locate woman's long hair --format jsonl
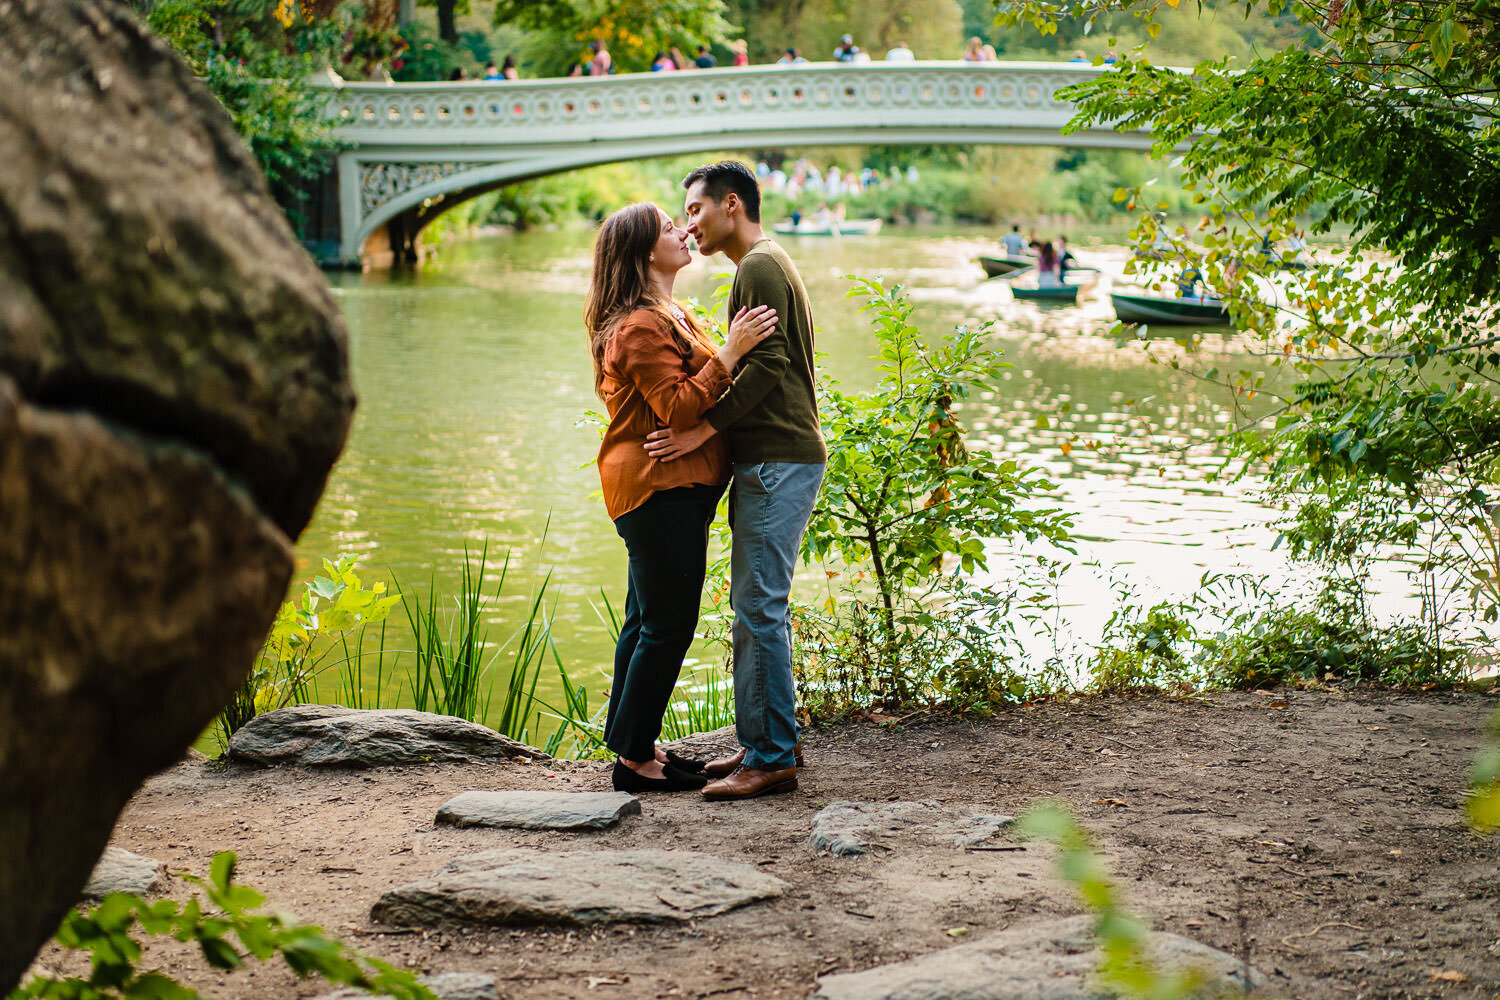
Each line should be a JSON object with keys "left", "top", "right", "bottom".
{"left": 585, "top": 202, "right": 703, "bottom": 401}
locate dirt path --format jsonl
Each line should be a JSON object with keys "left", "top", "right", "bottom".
{"left": 30, "top": 688, "right": 1500, "bottom": 999}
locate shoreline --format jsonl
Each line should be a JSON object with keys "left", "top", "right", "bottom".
{"left": 30, "top": 688, "right": 1500, "bottom": 998}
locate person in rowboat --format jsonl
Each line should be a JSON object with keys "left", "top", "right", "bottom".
{"left": 1036, "top": 241, "right": 1062, "bottom": 287}
{"left": 1057, "top": 236, "right": 1079, "bottom": 281}
{"left": 1000, "top": 224, "right": 1028, "bottom": 258}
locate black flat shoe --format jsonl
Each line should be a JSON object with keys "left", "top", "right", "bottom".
{"left": 662, "top": 749, "right": 706, "bottom": 773}
{"left": 611, "top": 760, "right": 709, "bottom": 793}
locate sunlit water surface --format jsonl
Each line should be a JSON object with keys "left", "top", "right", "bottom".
{"left": 303, "top": 225, "right": 1425, "bottom": 723}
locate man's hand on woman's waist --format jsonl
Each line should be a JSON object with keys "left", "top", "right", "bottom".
{"left": 645, "top": 422, "right": 715, "bottom": 462}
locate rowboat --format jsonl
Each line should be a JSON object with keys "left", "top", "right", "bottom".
{"left": 1110, "top": 290, "right": 1230, "bottom": 325}
{"left": 772, "top": 218, "right": 882, "bottom": 236}
{"left": 978, "top": 254, "right": 1032, "bottom": 277}
{"left": 1011, "top": 283, "right": 1080, "bottom": 303}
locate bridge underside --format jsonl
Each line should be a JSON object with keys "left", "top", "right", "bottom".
{"left": 340, "top": 126, "right": 1153, "bottom": 266}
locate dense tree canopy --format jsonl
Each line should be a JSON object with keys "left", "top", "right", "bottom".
{"left": 128, "top": 0, "right": 389, "bottom": 193}
{"left": 491, "top": 0, "right": 737, "bottom": 75}
{"left": 721, "top": 0, "right": 963, "bottom": 63}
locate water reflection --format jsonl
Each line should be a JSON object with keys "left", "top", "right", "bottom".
{"left": 307, "top": 225, "right": 1415, "bottom": 714}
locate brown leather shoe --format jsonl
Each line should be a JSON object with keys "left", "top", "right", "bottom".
{"left": 702, "top": 743, "right": 805, "bottom": 779}
{"left": 701, "top": 765, "right": 798, "bottom": 800}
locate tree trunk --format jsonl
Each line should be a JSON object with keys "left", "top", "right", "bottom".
{"left": 866, "top": 523, "right": 902, "bottom": 706}
{"left": 437, "top": 0, "right": 457, "bottom": 44}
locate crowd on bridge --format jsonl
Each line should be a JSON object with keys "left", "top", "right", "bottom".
{"left": 360, "top": 31, "right": 1100, "bottom": 84}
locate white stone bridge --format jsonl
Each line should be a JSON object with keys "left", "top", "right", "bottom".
{"left": 318, "top": 61, "right": 1139, "bottom": 265}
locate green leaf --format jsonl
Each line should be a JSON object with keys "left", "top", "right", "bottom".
{"left": 208, "top": 852, "right": 236, "bottom": 894}
{"left": 1428, "top": 18, "right": 1459, "bottom": 70}
{"left": 197, "top": 935, "right": 243, "bottom": 970}
{"left": 1470, "top": 783, "right": 1500, "bottom": 832}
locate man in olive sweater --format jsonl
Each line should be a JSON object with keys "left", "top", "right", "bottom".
{"left": 645, "top": 160, "right": 825, "bottom": 801}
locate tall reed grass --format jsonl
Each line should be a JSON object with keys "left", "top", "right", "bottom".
{"left": 392, "top": 540, "right": 567, "bottom": 747}
{"left": 536, "top": 589, "right": 736, "bottom": 757}
{"left": 220, "top": 545, "right": 737, "bottom": 759}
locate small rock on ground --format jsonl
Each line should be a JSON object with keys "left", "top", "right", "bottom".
{"left": 82, "top": 847, "right": 164, "bottom": 898}
{"left": 812, "top": 915, "right": 1266, "bottom": 1000}
{"left": 436, "top": 790, "right": 640, "bottom": 830}
{"left": 371, "top": 849, "right": 785, "bottom": 928}
{"left": 808, "top": 800, "right": 1014, "bottom": 855}
{"left": 226, "top": 706, "right": 550, "bottom": 768}
{"left": 312, "top": 972, "right": 497, "bottom": 1000}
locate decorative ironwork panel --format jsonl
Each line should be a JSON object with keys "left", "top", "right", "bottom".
{"left": 359, "top": 161, "right": 465, "bottom": 215}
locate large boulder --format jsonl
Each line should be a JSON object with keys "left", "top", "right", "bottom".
{"left": 372, "top": 850, "right": 787, "bottom": 928}
{"left": 226, "top": 706, "right": 552, "bottom": 768}
{"left": 81, "top": 847, "right": 166, "bottom": 899}
{"left": 436, "top": 790, "right": 639, "bottom": 830}
{"left": 0, "top": 0, "right": 353, "bottom": 989}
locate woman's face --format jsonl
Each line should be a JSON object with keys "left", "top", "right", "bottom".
{"left": 650, "top": 209, "right": 691, "bottom": 274}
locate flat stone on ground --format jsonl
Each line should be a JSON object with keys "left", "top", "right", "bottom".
{"left": 371, "top": 849, "right": 785, "bottom": 928}
{"left": 436, "top": 790, "right": 640, "bottom": 830}
{"left": 812, "top": 915, "right": 1266, "bottom": 1000}
{"left": 81, "top": 847, "right": 164, "bottom": 898}
{"left": 809, "top": 800, "right": 1015, "bottom": 855}
{"left": 226, "top": 706, "right": 550, "bottom": 768}
{"left": 313, "top": 972, "right": 496, "bottom": 1000}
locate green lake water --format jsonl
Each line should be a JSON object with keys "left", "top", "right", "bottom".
{"left": 295, "top": 224, "right": 1410, "bottom": 734}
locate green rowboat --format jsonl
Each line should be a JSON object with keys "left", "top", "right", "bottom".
{"left": 1012, "top": 284, "right": 1080, "bottom": 303}
{"left": 1110, "top": 291, "right": 1230, "bottom": 325}
{"left": 978, "top": 254, "right": 1033, "bottom": 277}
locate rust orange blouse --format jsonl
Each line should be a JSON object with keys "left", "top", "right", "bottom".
{"left": 597, "top": 307, "right": 731, "bottom": 520}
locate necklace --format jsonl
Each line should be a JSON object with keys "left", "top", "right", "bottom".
{"left": 668, "top": 302, "right": 688, "bottom": 324}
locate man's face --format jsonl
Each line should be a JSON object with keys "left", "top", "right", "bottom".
{"left": 684, "top": 180, "right": 733, "bottom": 256}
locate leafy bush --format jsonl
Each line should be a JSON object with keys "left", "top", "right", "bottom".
{"left": 217, "top": 556, "right": 399, "bottom": 750}
{"left": 795, "top": 278, "right": 1073, "bottom": 713}
{"left": 1091, "top": 599, "right": 1201, "bottom": 696}
{"left": 144, "top": 0, "right": 347, "bottom": 194}
{"left": 1203, "top": 607, "right": 1447, "bottom": 690}
{"left": 11, "top": 853, "right": 433, "bottom": 1000}
{"left": 1087, "top": 572, "right": 1463, "bottom": 695}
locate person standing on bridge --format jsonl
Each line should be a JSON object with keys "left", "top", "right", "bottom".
{"left": 590, "top": 39, "right": 613, "bottom": 77}
{"left": 645, "top": 161, "right": 827, "bottom": 802}
{"left": 885, "top": 40, "right": 915, "bottom": 62}
{"left": 586, "top": 202, "right": 779, "bottom": 793}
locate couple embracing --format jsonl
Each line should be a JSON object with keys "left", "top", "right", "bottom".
{"left": 584, "top": 161, "right": 825, "bottom": 802}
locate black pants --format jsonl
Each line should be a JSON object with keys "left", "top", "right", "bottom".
{"left": 604, "top": 483, "right": 725, "bottom": 761}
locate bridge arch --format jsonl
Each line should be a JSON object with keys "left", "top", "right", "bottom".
{"left": 321, "top": 61, "right": 1143, "bottom": 265}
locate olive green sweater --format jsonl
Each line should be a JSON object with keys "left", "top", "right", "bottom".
{"left": 705, "top": 237, "right": 827, "bottom": 464}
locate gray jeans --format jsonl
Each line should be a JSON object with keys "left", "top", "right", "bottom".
{"left": 728, "top": 460, "right": 825, "bottom": 770}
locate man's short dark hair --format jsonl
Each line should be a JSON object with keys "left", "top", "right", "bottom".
{"left": 682, "top": 160, "right": 761, "bottom": 223}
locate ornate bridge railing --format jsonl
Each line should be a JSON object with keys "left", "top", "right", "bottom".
{"left": 316, "top": 61, "right": 1138, "bottom": 263}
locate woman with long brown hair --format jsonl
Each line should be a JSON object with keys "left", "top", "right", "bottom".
{"left": 586, "top": 202, "right": 776, "bottom": 792}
